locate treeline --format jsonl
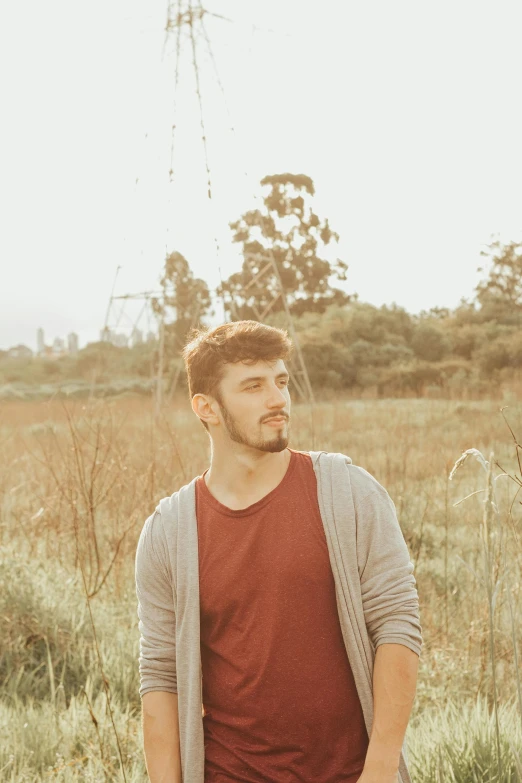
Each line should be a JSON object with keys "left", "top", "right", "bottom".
{"left": 2, "top": 296, "right": 522, "bottom": 400}
{"left": 2, "top": 173, "right": 522, "bottom": 400}
{"left": 283, "top": 297, "right": 522, "bottom": 397}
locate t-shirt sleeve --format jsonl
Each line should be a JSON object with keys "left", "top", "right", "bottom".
{"left": 135, "top": 509, "right": 178, "bottom": 697}
{"left": 350, "top": 465, "right": 423, "bottom": 658}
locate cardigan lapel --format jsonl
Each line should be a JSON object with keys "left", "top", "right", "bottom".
{"left": 309, "top": 450, "right": 412, "bottom": 783}
{"left": 171, "top": 477, "right": 205, "bottom": 783}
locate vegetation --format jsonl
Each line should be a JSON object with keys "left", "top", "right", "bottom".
{"left": 1, "top": 392, "right": 522, "bottom": 780}
{"left": 3, "top": 176, "right": 522, "bottom": 779}
{"left": 217, "top": 173, "right": 352, "bottom": 319}
{"left": 3, "top": 294, "right": 522, "bottom": 403}
{"left": 3, "top": 237, "right": 522, "bottom": 404}
{"left": 2, "top": 181, "right": 522, "bottom": 404}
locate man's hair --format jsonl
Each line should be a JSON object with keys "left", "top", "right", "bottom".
{"left": 181, "top": 320, "right": 293, "bottom": 431}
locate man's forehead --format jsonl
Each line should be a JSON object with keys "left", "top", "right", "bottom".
{"left": 224, "top": 358, "right": 286, "bottom": 381}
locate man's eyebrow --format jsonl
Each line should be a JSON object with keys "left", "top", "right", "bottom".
{"left": 238, "top": 372, "right": 290, "bottom": 387}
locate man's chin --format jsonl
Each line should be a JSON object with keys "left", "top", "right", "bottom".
{"left": 260, "top": 437, "right": 289, "bottom": 453}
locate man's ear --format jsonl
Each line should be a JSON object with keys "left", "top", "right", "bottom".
{"left": 192, "top": 393, "right": 219, "bottom": 427}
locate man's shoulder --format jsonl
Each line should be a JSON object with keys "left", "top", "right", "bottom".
{"left": 346, "top": 462, "right": 389, "bottom": 500}
{"left": 312, "top": 449, "right": 390, "bottom": 502}
{"left": 141, "top": 475, "right": 199, "bottom": 536}
{"left": 137, "top": 485, "right": 186, "bottom": 565}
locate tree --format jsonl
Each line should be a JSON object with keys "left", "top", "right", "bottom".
{"left": 473, "top": 238, "right": 522, "bottom": 323}
{"left": 416, "top": 306, "right": 452, "bottom": 321}
{"left": 410, "top": 323, "right": 451, "bottom": 362}
{"left": 329, "top": 302, "right": 415, "bottom": 347}
{"left": 217, "top": 173, "right": 353, "bottom": 319}
{"left": 154, "top": 251, "right": 213, "bottom": 351}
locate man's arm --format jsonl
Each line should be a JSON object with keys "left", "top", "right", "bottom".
{"left": 142, "top": 692, "right": 182, "bottom": 783}
{"left": 135, "top": 510, "right": 180, "bottom": 781}
{"left": 361, "top": 643, "right": 419, "bottom": 780}
{"left": 348, "top": 467, "right": 423, "bottom": 780}
{"left": 352, "top": 474, "right": 423, "bottom": 656}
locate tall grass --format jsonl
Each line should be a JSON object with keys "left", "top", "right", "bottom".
{"left": 449, "top": 406, "right": 522, "bottom": 776}
{"left": 406, "top": 696, "right": 522, "bottom": 782}
{"left": 1, "top": 394, "right": 522, "bottom": 780}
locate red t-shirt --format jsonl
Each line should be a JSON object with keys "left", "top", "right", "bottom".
{"left": 195, "top": 448, "right": 368, "bottom": 783}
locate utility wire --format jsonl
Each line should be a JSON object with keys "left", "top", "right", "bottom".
{"left": 187, "top": 1, "right": 222, "bottom": 279}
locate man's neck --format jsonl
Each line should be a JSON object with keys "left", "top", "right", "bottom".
{"left": 204, "top": 448, "right": 291, "bottom": 508}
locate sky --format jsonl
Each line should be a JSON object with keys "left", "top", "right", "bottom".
{"left": 1, "top": 0, "right": 521, "bottom": 351}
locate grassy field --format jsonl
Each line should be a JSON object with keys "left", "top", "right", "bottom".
{"left": 1, "top": 389, "right": 522, "bottom": 781}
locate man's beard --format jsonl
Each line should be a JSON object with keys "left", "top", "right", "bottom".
{"left": 217, "top": 398, "right": 289, "bottom": 453}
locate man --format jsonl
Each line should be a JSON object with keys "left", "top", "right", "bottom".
{"left": 135, "top": 320, "right": 422, "bottom": 783}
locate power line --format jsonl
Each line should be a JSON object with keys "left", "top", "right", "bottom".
{"left": 163, "top": 2, "right": 315, "bottom": 410}
{"left": 105, "top": 3, "right": 316, "bottom": 436}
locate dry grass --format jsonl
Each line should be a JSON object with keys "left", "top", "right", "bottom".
{"left": 1, "top": 390, "right": 522, "bottom": 781}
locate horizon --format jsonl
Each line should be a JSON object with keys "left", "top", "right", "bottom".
{"left": 1, "top": 292, "right": 487, "bottom": 356}
{"left": 1, "top": 0, "right": 521, "bottom": 351}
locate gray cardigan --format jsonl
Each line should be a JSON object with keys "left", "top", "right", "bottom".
{"left": 135, "top": 450, "right": 423, "bottom": 783}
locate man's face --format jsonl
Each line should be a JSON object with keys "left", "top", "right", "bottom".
{"left": 213, "top": 358, "right": 291, "bottom": 453}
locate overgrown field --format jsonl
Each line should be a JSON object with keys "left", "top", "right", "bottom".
{"left": 1, "top": 391, "right": 522, "bottom": 781}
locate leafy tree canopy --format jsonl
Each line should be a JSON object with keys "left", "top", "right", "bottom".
{"left": 155, "top": 251, "right": 213, "bottom": 350}
{"left": 473, "top": 238, "right": 522, "bottom": 323}
{"left": 218, "top": 173, "right": 354, "bottom": 319}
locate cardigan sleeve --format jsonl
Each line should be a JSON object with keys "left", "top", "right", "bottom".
{"left": 135, "top": 509, "right": 178, "bottom": 696}
{"left": 350, "top": 465, "right": 423, "bottom": 657}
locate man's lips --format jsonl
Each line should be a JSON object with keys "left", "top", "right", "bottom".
{"left": 264, "top": 417, "right": 287, "bottom": 424}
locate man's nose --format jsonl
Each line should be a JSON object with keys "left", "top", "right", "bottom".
{"left": 268, "top": 385, "right": 287, "bottom": 406}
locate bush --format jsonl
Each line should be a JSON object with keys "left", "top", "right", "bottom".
{"left": 475, "top": 338, "right": 513, "bottom": 375}
{"left": 301, "top": 341, "right": 357, "bottom": 387}
{"left": 373, "top": 341, "right": 415, "bottom": 367}
{"left": 329, "top": 301, "right": 415, "bottom": 347}
{"left": 346, "top": 339, "right": 381, "bottom": 366}
{"left": 0, "top": 547, "right": 140, "bottom": 708}
{"left": 410, "top": 324, "right": 451, "bottom": 362}
{"left": 378, "top": 361, "right": 445, "bottom": 395}
{"left": 449, "top": 323, "right": 483, "bottom": 360}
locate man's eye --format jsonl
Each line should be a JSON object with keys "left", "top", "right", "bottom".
{"left": 245, "top": 381, "right": 289, "bottom": 391}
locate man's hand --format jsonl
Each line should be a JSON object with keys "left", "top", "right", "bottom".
{"left": 358, "top": 772, "right": 399, "bottom": 783}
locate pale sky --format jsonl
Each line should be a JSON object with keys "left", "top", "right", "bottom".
{"left": 1, "top": 0, "right": 521, "bottom": 351}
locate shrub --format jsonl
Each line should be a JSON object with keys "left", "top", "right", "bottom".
{"left": 449, "top": 323, "right": 482, "bottom": 360}
{"left": 0, "top": 547, "right": 140, "bottom": 708}
{"left": 475, "top": 338, "right": 513, "bottom": 375}
{"left": 329, "top": 302, "right": 415, "bottom": 347}
{"left": 410, "top": 324, "right": 451, "bottom": 362}
{"left": 301, "top": 341, "right": 357, "bottom": 387}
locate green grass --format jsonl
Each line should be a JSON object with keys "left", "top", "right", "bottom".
{"left": 407, "top": 697, "right": 522, "bottom": 782}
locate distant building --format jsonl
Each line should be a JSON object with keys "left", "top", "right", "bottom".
{"left": 13, "top": 329, "right": 80, "bottom": 360}
{"left": 37, "top": 328, "right": 45, "bottom": 356}
{"left": 52, "top": 337, "right": 66, "bottom": 355}
{"left": 67, "top": 332, "right": 79, "bottom": 355}
{"left": 100, "top": 326, "right": 133, "bottom": 347}
{"left": 8, "top": 344, "right": 33, "bottom": 359}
